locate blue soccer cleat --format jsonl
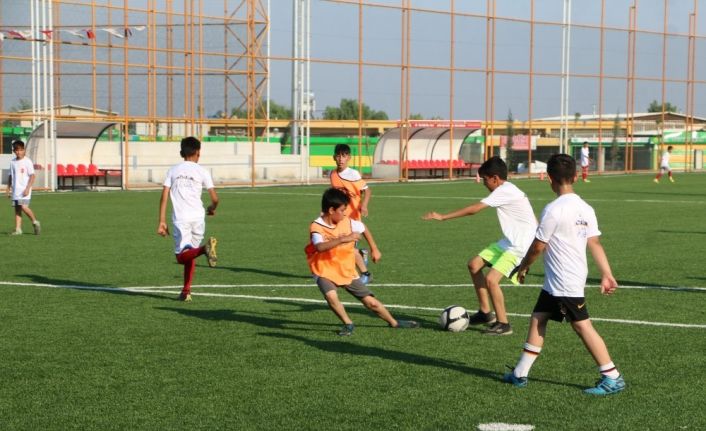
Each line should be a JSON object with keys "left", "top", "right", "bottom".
{"left": 584, "top": 374, "right": 626, "bottom": 396}
{"left": 502, "top": 367, "right": 528, "bottom": 388}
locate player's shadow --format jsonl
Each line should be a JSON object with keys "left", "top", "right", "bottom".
{"left": 262, "top": 298, "right": 437, "bottom": 327}
{"left": 262, "top": 331, "right": 497, "bottom": 376}
{"left": 14, "top": 274, "right": 171, "bottom": 300}
{"left": 213, "top": 265, "right": 312, "bottom": 279}
{"left": 156, "top": 307, "right": 331, "bottom": 331}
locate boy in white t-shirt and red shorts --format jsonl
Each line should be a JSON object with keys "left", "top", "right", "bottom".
{"left": 5, "top": 140, "right": 41, "bottom": 235}
{"left": 505, "top": 153, "right": 625, "bottom": 396}
{"left": 158, "top": 137, "right": 219, "bottom": 302}
{"left": 423, "top": 156, "right": 538, "bottom": 336}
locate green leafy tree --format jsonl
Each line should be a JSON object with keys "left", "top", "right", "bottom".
{"left": 647, "top": 100, "right": 678, "bottom": 113}
{"left": 230, "top": 100, "right": 292, "bottom": 120}
{"left": 322, "top": 99, "right": 388, "bottom": 120}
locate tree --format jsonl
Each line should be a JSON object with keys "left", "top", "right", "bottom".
{"left": 230, "top": 100, "right": 292, "bottom": 120}
{"left": 647, "top": 100, "right": 678, "bottom": 113}
{"left": 322, "top": 98, "right": 388, "bottom": 120}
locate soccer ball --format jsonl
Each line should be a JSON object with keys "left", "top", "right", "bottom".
{"left": 438, "top": 305, "right": 470, "bottom": 332}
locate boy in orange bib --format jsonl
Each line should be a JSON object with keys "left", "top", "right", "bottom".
{"left": 306, "top": 188, "right": 419, "bottom": 336}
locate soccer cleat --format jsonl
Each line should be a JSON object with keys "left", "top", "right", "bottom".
{"left": 482, "top": 321, "right": 513, "bottom": 336}
{"left": 653, "top": 178, "right": 659, "bottom": 183}
{"left": 359, "top": 272, "right": 372, "bottom": 285}
{"left": 669, "top": 177, "right": 675, "bottom": 183}
{"left": 502, "top": 367, "right": 528, "bottom": 388}
{"left": 337, "top": 323, "right": 355, "bottom": 336}
{"left": 468, "top": 310, "right": 497, "bottom": 326}
{"left": 33, "top": 221, "right": 41, "bottom": 235}
{"left": 9, "top": 229, "right": 22, "bottom": 236}
{"left": 204, "top": 237, "right": 218, "bottom": 267}
{"left": 584, "top": 374, "right": 626, "bottom": 396}
{"left": 392, "top": 320, "right": 420, "bottom": 329}
{"left": 583, "top": 179, "right": 591, "bottom": 183}
{"left": 178, "top": 292, "right": 192, "bottom": 302}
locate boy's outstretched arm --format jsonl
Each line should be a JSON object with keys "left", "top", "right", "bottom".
{"left": 360, "top": 187, "right": 371, "bottom": 217}
{"left": 206, "top": 188, "right": 219, "bottom": 215}
{"left": 314, "top": 232, "right": 360, "bottom": 252}
{"left": 422, "top": 202, "right": 487, "bottom": 221}
{"left": 157, "top": 186, "right": 170, "bottom": 236}
{"left": 587, "top": 236, "right": 618, "bottom": 295}
{"left": 362, "top": 226, "right": 381, "bottom": 263}
{"left": 513, "top": 238, "right": 546, "bottom": 284}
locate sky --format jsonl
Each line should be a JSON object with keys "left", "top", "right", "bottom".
{"left": 1, "top": 0, "right": 705, "bottom": 120}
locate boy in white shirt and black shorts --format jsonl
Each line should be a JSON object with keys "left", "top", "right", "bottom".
{"left": 505, "top": 153, "right": 625, "bottom": 396}
{"left": 158, "top": 137, "right": 219, "bottom": 302}
{"left": 5, "top": 140, "right": 41, "bottom": 235}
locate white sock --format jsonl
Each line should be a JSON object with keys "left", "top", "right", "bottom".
{"left": 599, "top": 362, "right": 620, "bottom": 379}
{"left": 514, "top": 343, "right": 541, "bottom": 378}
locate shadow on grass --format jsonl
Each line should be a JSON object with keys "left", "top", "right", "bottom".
{"left": 211, "top": 265, "right": 311, "bottom": 279}
{"left": 262, "top": 331, "right": 499, "bottom": 378}
{"left": 15, "top": 274, "right": 171, "bottom": 300}
{"left": 156, "top": 307, "right": 331, "bottom": 331}
{"left": 261, "top": 333, "right": 585, "bottom": 390}
{"left": 262, "top": 298, "right": 437, "bottom": 327}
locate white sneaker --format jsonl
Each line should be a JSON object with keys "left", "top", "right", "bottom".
{"left": 33, "top": 221, "right": 41, "bottom": 235}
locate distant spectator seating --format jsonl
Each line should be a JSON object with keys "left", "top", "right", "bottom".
{"left": 56, "top": 163, "right": 106, "bottom": 189}
{"left": 394, "top": 159, "right": 478, "bottom": 178}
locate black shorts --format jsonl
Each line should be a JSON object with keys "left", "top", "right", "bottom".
{"left": 533, "top": 289, "right": 589, "bottom": 322}
{"left": 316, "top": 277, "right": 374, "bottom": 300}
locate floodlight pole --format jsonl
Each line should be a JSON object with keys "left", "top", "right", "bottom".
{"left": 559, "top": 0, "right": 572, "bottom": 154}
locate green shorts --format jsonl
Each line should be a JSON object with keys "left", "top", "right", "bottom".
{"left": 478, "top": 243, "right": 520, "bottom": 283}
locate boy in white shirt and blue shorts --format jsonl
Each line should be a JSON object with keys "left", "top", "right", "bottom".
{"left": 5, "top": 140, "right": 41, "bottom": 235}
{"left": 158, "top": 137, "right": 219, "bottom": 302}
{"left": 505, "top": 153, "right": 625, "bottom": 396}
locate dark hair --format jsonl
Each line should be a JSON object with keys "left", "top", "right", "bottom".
{"left": 180, "top": 136, "right": 201, "bottom": 157}
{"left": 478, "top": 156, "right": 508, "bottom": 180}
{"left": 547, "top": 153, "right": 576, "bottom": 184}
{"left": 333, "top": 144, "right": 351, "bottom": 156}
{"left": 321, "top": 187, "right": 350, "bottom": 213}
{"left": 11, "top": 140, "right": 25, "bottom": 150}
{"left": 667, "top": 145, "right": 673, "bottom": 151}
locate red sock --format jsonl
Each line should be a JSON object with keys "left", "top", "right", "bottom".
{"left": 176, "top": 246, "right": 204, "bottom": 264}
{"left": 182, "top": 258, "right": 196, "bottom": 295}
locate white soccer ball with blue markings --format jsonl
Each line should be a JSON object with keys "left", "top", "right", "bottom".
{"left": 438, "top": 305, "right": 470, "bottom": 332}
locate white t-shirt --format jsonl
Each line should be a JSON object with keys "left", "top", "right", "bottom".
{"left": 10, "top": 157, "right": 35, "bottom": 200}
{"left": 580, "top": 147, "right": 590, "bottom": 167}
{"left": 481, "top": 181, "right": 538, "bottom": 258}
{"left": 311, "top": 216, "right": 365, "bottom": 244}
{"left": 536, "top": 193, "right": 600, "bottom": 297}
{"left": 660, "top": 151, "right": 671, "bottom": 169}
{"left": 336, "top": 167, "right": 368, "bottom": 190}
{"left": 163, "top": 161, "right": 214, "bottom": 223}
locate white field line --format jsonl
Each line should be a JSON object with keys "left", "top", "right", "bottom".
{"left": 477, "top": 424, "right": 534, "bottom": 431}
{"left": 2, "top": 281, "right": 705, "bottom": 329}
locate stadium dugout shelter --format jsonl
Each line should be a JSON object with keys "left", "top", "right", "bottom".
{"left": 26, "top": 121, "right": 124, "bottom": 191}
{"left": 372, "top": 121, "right": 484, "bottom": 179}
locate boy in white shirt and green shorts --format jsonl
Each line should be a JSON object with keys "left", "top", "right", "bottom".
{"left": 423, "top": 156, "right": 538, "bottom": 336}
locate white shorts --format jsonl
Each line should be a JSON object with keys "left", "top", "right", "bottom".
{"left": 172, "top": 219, "right": 205, "bottom": 254}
